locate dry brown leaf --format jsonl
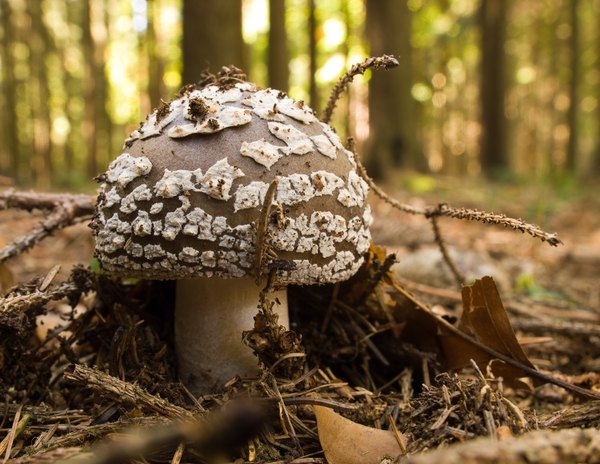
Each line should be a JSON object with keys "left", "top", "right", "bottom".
{"left": 440, "top": 276, "right": 538, "bottom": 388}
{"left": 314, "top": 406, "right": 403, "bottom": 464}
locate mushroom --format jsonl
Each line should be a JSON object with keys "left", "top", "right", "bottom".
{"left": 91, "top": 76, "right": 373, "bottom": 394}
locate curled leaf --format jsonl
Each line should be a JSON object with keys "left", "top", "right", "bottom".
{"left": 314, "top": 406, "right": 403, "bottom": 464}
{"left": 440, "top": 276, "right": 538, "bottom": 388}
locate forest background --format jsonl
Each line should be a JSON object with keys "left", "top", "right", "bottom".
{"left": 0, "top": 0, "right": 599, "bottom": 191}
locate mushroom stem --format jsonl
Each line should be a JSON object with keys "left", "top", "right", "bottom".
{"left": 175, "top": 276, "right": 288, "bottom": 394}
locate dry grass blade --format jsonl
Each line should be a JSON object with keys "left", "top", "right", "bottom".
{"left": 0, "top": 405, "right": 28, "bottom": 463}
{"left": 322, "top": 55, "right": 399, "bottom": 124}
{"left": 355, "top": 158, "right": 562, "bottom": 247}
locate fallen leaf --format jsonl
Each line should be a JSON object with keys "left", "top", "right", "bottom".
{"left": 314, "top": 406, "right": 403, "bottom": 464}
{"left": 440, "top": 276, "right": 538, "bottom": 388}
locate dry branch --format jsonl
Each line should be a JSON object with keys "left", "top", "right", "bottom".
{"left": 541, "top": 400, "right": 600, "bottom": 429}
{"left": 0, "top": 190, "right": 95, "bottom": 264}
{"left": 63, "top": 364, "right": 193, "bottom": 419}
{"left": 0, "top": 267, "right": 94, "bottom": 316}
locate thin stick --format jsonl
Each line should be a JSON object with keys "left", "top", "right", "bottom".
{"left": 322, "top": 55, "right": 399, "bottom": 124}
{"left": 430, "top": 216, "right": 465, "bottom": 285}
{"left": 254, "top": 179, "right": 279, "bottom": 281}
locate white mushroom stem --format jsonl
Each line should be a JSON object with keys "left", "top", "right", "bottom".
{"left": 174, "top": 276, "right": 288, "bottom": 394}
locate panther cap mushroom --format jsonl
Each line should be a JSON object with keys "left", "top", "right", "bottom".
{"left": 91, "top": 74, "right": 373, "bottom": 393}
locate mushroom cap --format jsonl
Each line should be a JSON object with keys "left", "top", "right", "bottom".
{"left": 91, "top": 81, "right": 372, "bottom": 284}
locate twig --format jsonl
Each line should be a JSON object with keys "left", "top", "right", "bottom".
{"left": 0, "top": 267, "right": 95, "bottom": 316}
{"left": 359, "top": 252, "right": 397, "bottom": 304}
{"left": 277, "top": 397, "right": 360, "bottom": 413}
{"left": 254, "top": 179, "right": 279, "bottom": 282}
{"left": 63, "top": 364, "right": 193, "bottom": 419}
{"left": 429, "top": 204, "right": 562, "bottom": 246}
{"left": 0, "top": 190, "right": 95, "bottom": 264}
{"left": 0, "top": 190, "right": 94, "bottom": 212}
{"left": 270, "top": 376, "right": 302, "bottom": 452}
{"left": 541, "top": 400, "right": 600, "bottom": 429}
{"left": 355, "top": 156, "right": 562, "bottom": 246}
{"left": 430, "top": 216, "right": 465, "bottom": 285}
{"left": 322, "top": 55, "right": 399, "bottom": 124}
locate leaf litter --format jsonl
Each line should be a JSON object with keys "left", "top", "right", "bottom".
{"left": 0, "top": 233, "right": 599, "bottom": 463}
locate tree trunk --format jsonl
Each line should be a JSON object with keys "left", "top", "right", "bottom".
{"left": 268, "top": 0, "right": 289, "bottom": 91}
{"left": 182, "top": 0, "right": 245, "bottom": 85}
{"left": 596, "top": 1, "right": 600, "bottom": 174}
{"left": 28, "top": 0, "right": 53, "bottom": 188}
{"left": 81, "top": 0, "right": 111, "bottom": 178}
{"left": 0, "top": 1, "right": 20, "bottom": 181}
{"left": 479, "top": 0, "right": 508, "bottom": 177}
{"left": 82, "top": 0, "right": 98, "bottom": 179}
{"left": 147, "top": 0, "right": 165, "bottom": 109}
{"left": 308, "top": 0, "right": 319, "bottom": 111}
{"left": 365, "top": 0, "right": 418, "bottom": 179}
{"left": 565, "top": 0, "right": 579, "bottom": 173}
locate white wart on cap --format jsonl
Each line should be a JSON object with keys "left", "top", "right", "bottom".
{"left": 92, "top": 82, "right": 372, "bottom": 284}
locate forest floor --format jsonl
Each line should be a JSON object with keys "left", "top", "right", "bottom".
{"left": 2, "top": 175, "right": 599, "bottom": 301}
{"left": 1, "top": 175, "right": 600, "bottom": 463}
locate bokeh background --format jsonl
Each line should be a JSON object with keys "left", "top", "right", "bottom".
{"left": 0, "top": 0, "right": 599, "bottom": 189}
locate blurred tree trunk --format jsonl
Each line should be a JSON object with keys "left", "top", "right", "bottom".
{"left": 64, "top": 0, "right": 82, "bottom": 174}
{"left": 365, "top": 0, "right": 418, "bottom": 179}
{"left": 0, "top": 0, "right": 20, "bottom": 181}
{"left": 479, "top": 0, "right": 508, "bottom": 177}
{"left": 182, "top": 0, "right": 244, "bottom": 85}
{"left": 596, "top": 2, "right": 600, "bottom": 174}
{"left": 268, "top": 0, "right": 288, "bottom": 91}
{"left": 147, "top": 0, "right": 165, "bottom": 109}
{"left": 82, "top": 0, "right": 110, "bottom": 178}
{"left": 308, "top": 0, "right": 318, "bottom": 111}
{"left": 82, "top": 1, "right": 98, "bottom": 178}
{"left": 28, "top": 0, "right": 52, "bottom": 187}
{"left": 565, "top": 0, "right": 579, "bottom": 173}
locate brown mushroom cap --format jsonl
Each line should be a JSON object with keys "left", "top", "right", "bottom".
{"left": 91, "top": 81, "right": 372, "bottom": 284}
